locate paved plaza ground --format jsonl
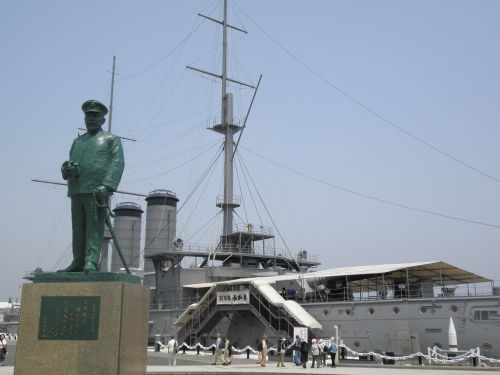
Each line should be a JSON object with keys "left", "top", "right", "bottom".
{"left": 1, "top": 340, "right": 499, "bottom": 374}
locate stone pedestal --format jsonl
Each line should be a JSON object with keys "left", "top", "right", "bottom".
{"left": 14, "top": 274, "right": 149, "bottom": 375}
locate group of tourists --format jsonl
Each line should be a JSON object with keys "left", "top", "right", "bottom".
{"left": 212, "top": 333, "right": 337, "bottom": 368}
{"left": 157, "top": 332, "right": 337, "bottom": 368}
{"left": 257, "top": 334, "right": 338, "bottom": 368}
{"left": 290, "top": 335, "right": 337, "bottom": 368}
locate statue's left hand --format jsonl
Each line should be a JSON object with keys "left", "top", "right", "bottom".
{"left": 94, "top": 185, "right": 110, "bottom": 206}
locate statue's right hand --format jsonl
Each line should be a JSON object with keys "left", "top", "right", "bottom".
{"left": 61, "top": 161, "right": 71, "bottom": 179}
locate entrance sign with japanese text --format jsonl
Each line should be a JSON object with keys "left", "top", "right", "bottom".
{"left": 216, "top": 290, "right": 250, "bottom": 305}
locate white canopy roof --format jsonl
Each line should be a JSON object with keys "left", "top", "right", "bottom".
{"left": 283, "top": 300, "right": 322, "bottom": 329}
{"left": 175, "top": 303, "right": 198, "bottom": 325}
{"left": 185, "top": 261, "right": 489, "bottom": 289}
{"left": 175, "top": 285, "right": 216, "bottom": 325}
{"left": 252, "top": 280, "right": 322, "bottom": 329}
{"left": 254, "top": 283, "right": 284, "bottom": 305}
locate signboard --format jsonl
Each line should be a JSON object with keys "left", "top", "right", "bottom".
{"left": 38, "top": 296, "right": 100, "bottom": 340}
{"left": 216, "top": 290, "right": 249, "bottom": 305}
{"left": 293, "top": 326, "right": 308, "bottom": 342}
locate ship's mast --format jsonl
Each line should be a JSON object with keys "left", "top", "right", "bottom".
{"left": 221, "top": 0, "right": 234, "bottom": 238}
{"left": 108, "top": 55, "right": 116, "bottom": 132}
{"left": 188, "top": 0, "right": 255, "bottom": 242}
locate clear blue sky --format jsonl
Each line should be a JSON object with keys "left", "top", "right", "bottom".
{"left": 2, "top": 0, "right": 500, "bottom": 301}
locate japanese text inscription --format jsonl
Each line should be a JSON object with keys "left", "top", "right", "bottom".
{"left": 216, "top": 290, "right": 249, "bottom": 305}
{"left": 38, "top": 296, "right": 100, "bottom": 340}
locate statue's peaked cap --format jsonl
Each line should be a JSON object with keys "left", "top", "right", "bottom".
{"left": 82, "top": 100, "right": 108, "bottom": 115}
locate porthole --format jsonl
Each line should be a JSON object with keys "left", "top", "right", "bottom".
{"left": 482, "top": 343, "right": 492, "bottom": 353}
{"left": 420, "top": 306, "right": 427, "bottom": 314}
{"left": 323, "top": 309, "right": 329, "bottom": 316}
{"left": 393, "top": 307, "right": 400, "bottom": 314}
{"left": 345, "top": 309, "right": 351, "bottom": 316}
{"left": 450, "top": 305, "right": 458, "bottom": 313}
{"left": 354, "top": 341, "right": 360, "bottom": 347}
{"left": 368, "top": 307, "right": 375, "bottom": 315}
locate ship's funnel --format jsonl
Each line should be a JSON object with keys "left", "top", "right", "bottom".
{"left": 144, "top": 189, "right": 179, "bottom": 273}
{"left": 111, "top": 202, "right": 143, "bottom": 272}
{"left": 448, "top": 316, "right": 458, "bottom": 352}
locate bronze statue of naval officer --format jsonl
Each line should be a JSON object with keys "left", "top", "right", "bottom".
{"left": 59, "top": 100, "right": 124, "bottom": 273}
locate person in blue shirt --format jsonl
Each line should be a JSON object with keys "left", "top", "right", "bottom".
{"left": 328, "top": 336, "right": 337, "bottom": 367}
{"left": 290, "top": 335, "right": 302, "bottom": 365}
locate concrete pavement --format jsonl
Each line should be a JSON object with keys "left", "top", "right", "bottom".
{"left": 2, "top": 342, "right": 499, "bottom": 374}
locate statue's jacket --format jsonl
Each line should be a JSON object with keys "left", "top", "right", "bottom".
{"left": 67, "top": 130, "right": 124, "bottom": 197}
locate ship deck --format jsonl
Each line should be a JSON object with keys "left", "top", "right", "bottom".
{"left": 146, "top": 249, "right": 321, "bottom": 269}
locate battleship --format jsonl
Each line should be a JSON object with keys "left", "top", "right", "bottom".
{"left": 27, "top": 0, "right": 500, "bottom": 361}
{"left": 135, "top": 0, "right": 500, "bottom": 359}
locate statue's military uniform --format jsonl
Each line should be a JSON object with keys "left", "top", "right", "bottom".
{"left": 67, "top": 131, "right": 124, "bottom": 197}
{"left": 62, "top": 100, "right": 124, "bottom": 271}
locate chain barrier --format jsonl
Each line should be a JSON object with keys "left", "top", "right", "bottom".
{"left": 342, "top": 344, "right": 500, "bottom": 364}
{"left": 167, "top": 341, "right": 500, "bottom": 365}
{"left": 175, "top": 342, "right": 277, "bottom": 354}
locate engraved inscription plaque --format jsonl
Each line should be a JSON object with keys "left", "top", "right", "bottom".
{"left": 38, "top": 296, "right": 100, "bottom": 340}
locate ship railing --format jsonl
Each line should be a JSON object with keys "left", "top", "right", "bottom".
{"left": 177, "top": 294, "right": 217, "bottom": 341}
{"left": 251, "top": 245, "right": 320, "bottom": 262}
{"left": 216, "top": 195, "right": 242, "bottom": 206}
{"left": 250, "top": 292, "right": 296, "bottom": 338}
{"left": 168, "top": 242, "right": 215, "bottom": 253}
{"left": 232, "top": 224, "right": 274, "bottom": 235}
{"left": 151, "top": 297, "right": 201, "bottom": 310}
{"left": 205, "top": 116, "right": 244, "bottom": 130}
{"left": 300, "top": 280, "right": 500, "bottom": 303}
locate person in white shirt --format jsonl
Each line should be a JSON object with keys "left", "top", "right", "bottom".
{"left": 166, "top": 335, "right": 178, "bottom": 367}
{"left": 212, "top": 333, "right": 224, "bottom": 365}
{"left": 258, "top": 335, "right": 268, "bottom": 367}
{"left": 311, "top": 338, "right": 321, "bottom": 368}
{"left": 223, "top": 336, "right": 232, "bottom": 365}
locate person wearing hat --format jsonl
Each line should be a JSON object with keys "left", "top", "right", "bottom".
{"left": 59, "top": 99, "right": 124, "bottom": 272}
{"left": 277, "top": 337, "right": 287, "bottom": 367}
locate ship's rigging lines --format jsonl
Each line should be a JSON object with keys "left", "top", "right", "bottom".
{"left": 234, "top": 2, "right": 500, "bottom": 186}
{"left": 124, "top": 141, "right": 220, "bottom": 184}
{"left": 142, "top": 144, "right": 223, "bottom": 250}
{"left": 120, "top": 1, "right": 500, "bottom": 232}
{"left": 241, "top": 146, "right": 500, "bottom": 229}
{"left": 236, "top": 152, "right": 301, "bottom": 270}
{"left": 30, "top": 1, "right": 500, "bottom": 275}
{"left": 177, "top": 145, "right": 223, "bottom": 237}
{"left": 127, "top": 139, "right": 219, "bottom": 170}
{"left": 115, "top": 0, "right": 220, "bottom": 82}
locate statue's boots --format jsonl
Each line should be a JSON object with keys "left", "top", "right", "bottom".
{"left": 84, "top": 261, "right": 98, "bottom": 273}
{"left": 57, "top": 260, "right": 84, "bottom": 272}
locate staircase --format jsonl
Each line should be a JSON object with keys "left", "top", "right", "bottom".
{"left": 176, "top": 285, "right": 314, "bottom": 344}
